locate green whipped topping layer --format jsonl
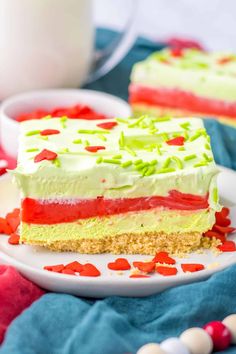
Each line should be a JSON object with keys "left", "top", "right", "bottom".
{"left": 12, "top": 116, "right": 220, "bottom": 211}
{"left": 130, "top": 48, "right": 236, "bottom": 102}
{"left": 21, "top": 208, "right": 215, "bottom": 241}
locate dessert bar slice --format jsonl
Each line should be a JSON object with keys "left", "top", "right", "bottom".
{"left": 12, "top": 115, "right": 221, "bottom": 255}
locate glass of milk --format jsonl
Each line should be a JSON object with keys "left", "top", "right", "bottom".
{"left": 0, "top": 0, "right": 138, "bottom": 99}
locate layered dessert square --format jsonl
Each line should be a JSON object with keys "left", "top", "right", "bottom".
{"left": 12, "top": 115, "right": 221, "bottom": 255}
{"left": 129, "top": 48, "right": 236, "bottom": 126}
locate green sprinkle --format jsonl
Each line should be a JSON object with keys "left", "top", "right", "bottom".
{"left": 128, "top": 116, "right": 146, "bottom": 128}
{"left": 96, "top": 157, "right": 103, "bottom": 164}
{"left": 84, "top": 140, "right": 90, "bottom": 147}
{"left": 180, "top": 122, "right": 190, "bottom": 130}
{"left": 156, "top": 116, "right": 171, "bottom": 122}
{"left": 140, "top": 122, "right": 148, "bottom": 129}
{"left": 26, "top": 148, "right": 39, "bottom": 152}
{"left": 163, "top": 157, "right": 171, "bottom": 169}
{"left": 73, "top": 139, "right": 82, "bottom": 144}
{"left": 60, "top": 116, "right": 68, "bottom": 128}
{"left": 97, "top": 134, "right": 107, "bottom": 142}
{"left": 184, "top": 131, "right": 189, "bottom": 140}
{"left": 145, "top": 166, "right": 156, "bottom": 176}
{"left": 157, "top": 167, "right": 176, "bottom": 174}
{"left": 38, "top": 136, "right": 48, "bottom": 140}
{"left": 207, "top": 135, "right": 211, "bottom": 142}
{"left": 123, "top": 146, "right": 137, "bottom": 157}
{"left": 162, "top": 133, "right": 169, "bottom": 141}
{"left": 150, "top": 159, "right": 157, "bottom": 165}
{"left": 78, "top": 129, "right": 110, "bottom": 134}
{"left": 212, "top": 187, "right": 219, "bottom": 203}
{"left": 58, "top": 148, "right": 70, "bottom": 154}
{"left": 189, "top": 131, "right": 202, "bottom": 142}
{"left": 53, "top": 158, "right": 61, "bottom": 168}
{"left": 121, "top": 160, "right": 132, "bottom": 168}
{"left": 113, "top": 154, "right": 122, "bottom": 159}
{"left": 203, "top": 153, "right": 213, "bottom": 162}
{"left": 171, "top": 156, "right": 183, "bottom": 169}
{"left": 103, "top": 159, "right": 121, "bottom": 165}
{"left": 156, "top": 145, "right": 162, "bottom": 155}
{"left": 141, "top": 166, "right": 149, "bottom": 176}
{"left": 134, "top": 159, "right": 143, "bottom": 165}
{"left": 184, "top": 154, "right": 197, "bottom": 161}
{"left": 149, "top": 128, "right": 158, "bottom": 134}
{"left": 42, "top": 115, "right": 52, "bottom": 120}
{"left": 135, "top": 162, "right": 148, "bottom": 171}
{"left": 116, "top": 118, "right": 129, "bottom": 124}
{"left": 25, "top": 130, "right": 41, "bottom": 136}
{"left": 119, "top": 131, "right": 125, "bottom": 148}
{"left": 205, "top": 143, "right": 211, "bottom": 150}
{"left": 194, "top": 161, "right": 208, "bottom": 167}
{"left": 178, "top": 147, "right": 186, "bottom": 151}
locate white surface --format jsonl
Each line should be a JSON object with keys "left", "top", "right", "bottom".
{"left": 95, "top": 0, "right": 236, "bottom": 51}
{"left": 0, "top": 166, "right": 236, "bottom": 298}
{"left": 0, "top": 89, "right": 131, "bottom": 158}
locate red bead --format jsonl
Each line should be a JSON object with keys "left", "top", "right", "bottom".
{"left": 203, "top": 321, "right": 231, "bottom": 351}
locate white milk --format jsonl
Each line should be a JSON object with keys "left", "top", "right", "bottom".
{"left": 0, "top": 0, "right": 94, "bottom": 99}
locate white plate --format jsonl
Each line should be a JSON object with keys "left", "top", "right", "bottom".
{"left": 0, "top": 166, "right": 236, "bottom": 298}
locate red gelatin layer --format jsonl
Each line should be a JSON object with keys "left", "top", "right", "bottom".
{"left": 21, "top": 190, "right": 209, "bottom": 224}
{"left": 129, "top": 84, "right": 236, "bottom": 119}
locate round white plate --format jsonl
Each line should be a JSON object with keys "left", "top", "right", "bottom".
{"left": 0, "top": 166, "right": 236, "bottom": 298}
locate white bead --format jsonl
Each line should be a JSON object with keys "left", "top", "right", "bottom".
{"left": 160, "top": 337, "right": 190, "bottom": 354}
{"left": 223, "top": 314, "right": 236, "bottom": 344}
{"left": 137, "top": 343, "right": 168, "bottom": 354}
{"left": 180, "top": 328, "right": 213, "bottom": 354}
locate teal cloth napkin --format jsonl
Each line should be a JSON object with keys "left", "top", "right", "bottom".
{"left": 1, "top": 266, "right": 236, "bottom": 354}
{"left": 1, "top": 29, "right": 236, "bottom": 354}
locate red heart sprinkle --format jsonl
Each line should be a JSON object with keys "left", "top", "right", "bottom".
{"left": 129, "top": 274, "right": 150, "bottom": 278}
{"left": 40, "top": 129, "right": 60, "bottom": 136}
{"left": 64, "top": 261, "right": 83, "bottom": 273}
{"left": 181, "top": 263, "right": 205, "bottom": 273}
{"left": 171, "top": 48, "right": 183, "bottom": 57}
{"left": 218, "top": 241, "right": 236, "bottom": 252}
{"left": 80, "top": 263, "right": 101, "bottom": 277}
{"left": 108, "top": 258, "right": 131, "bottom": 271}
{"left": 8, "top": 233, "right": 20, "bottom": 245}
{"left": 213, "top": 225, "right": 236, "bottom": 234}
{"left": 215, "top": 211, "right": 231, "bottom": 227}
{"left": 85, "top": 146, "right": 106, "bottom": 153}
{"left": 204, "top": 230, "right": 226, "bottom": 244}
{"left": 221, "top": 207, "right": 230, "bottom": 218}
{"left": 34, "top": 149, "right": 58, "bottom": 163}
{"left": 61, "top": 269, "right": 76, "bottom": 275}
{"left": 166, "top": 136, "right": 185, "bottom": 146}
{"left": 0, "top": 167, "right": 7, "bottom": 176}
{"left": 5, "top": 208, "right": 20, "bottom": 233}
{"left": 43, "top": 264, "right": 65, "bottom": 273}
{"left": 218, "top": 57, "right": 233, "bottom": 65}
{"left": 133, "top": 261, "right": 156, "bottom": 273}
{"left": 152, "top": 251, "right": 176, "bottom": 265}
{"left": 96, "top": 122, "right": 118, "bottom": 130}
{"left": 156, "top": 266, "right": 177, "bottom": 276}
{"left": 0, "top": 217, "right": 12, "bottom": 235}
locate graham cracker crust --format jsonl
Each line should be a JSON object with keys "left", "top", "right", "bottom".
{"left": 21, "top": 231, "right": 220, "bottom": 256}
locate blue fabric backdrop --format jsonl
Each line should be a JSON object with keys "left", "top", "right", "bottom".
{"left": 1, "top": 29, "right": 236, "bottom": 354}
